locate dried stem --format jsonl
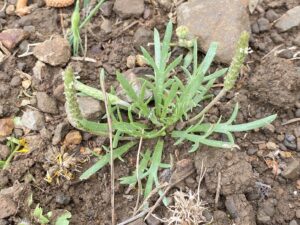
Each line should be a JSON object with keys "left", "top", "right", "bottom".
{"left": 100, "top": 69, "right": 116, "bottom": 225}
{"left": 133, "top": 136, "right": 144, "bottom": 215}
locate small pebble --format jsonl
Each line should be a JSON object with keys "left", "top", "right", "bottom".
{"left": 251, "top": 22, "right": 260, "bottom": 34}
{"left": 10, "top": 76, "right": 22, "bottom": 87}
{"left": 265, "top": 9, "right": 279, "bottom": 22}
{"left": 277, "top": 49, "right": 293, "bottom": 59}
{"left": 5, "top": 5, "right": 15, "bottom": 15}
{"left": 289, "top": 220, "right": 298, "bottom": 225}
{"left": 64, "top": 130, "right": 82, "bottom": 147}
{"left": 284, "top": 134, "right": 297, "bottom": 151}
{"left": 55, "top": 193, "right": 71, "bottom": 205}
{"left": 126, "top": 55, "right": 136, "bottom": 69}
{"left": 270, "top": 32, "right": 284, "bottom": 44}
{"left": 257, "top": 18, "right": 270, "bottom": 32}
{"left": 266, "top": 141, "right": 277, "bottom": 150}
{"left": 247, "top": 147, "right": 258, "bottom": 155}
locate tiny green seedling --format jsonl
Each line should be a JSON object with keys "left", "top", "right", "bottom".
{"left": 63, "top": 21, "right": 276, "bottom": 200}
{"left": 0, "top": 137, "right": 29, "bottom": 170}
{"left": 68, "top": 0, "right": 106, "bottom": 56}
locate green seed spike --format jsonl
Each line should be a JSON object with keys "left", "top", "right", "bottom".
{"left": 224, "top": 31, "right": 250, "bottom": 91}
{"left": 64, "top": 67, "right": 84, "bottom": 128}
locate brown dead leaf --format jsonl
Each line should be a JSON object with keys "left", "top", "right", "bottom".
{"left": 265, "top": 158, "right": 279, "bottom": 176}
{"left": 0, "top": 118, "right": 14, "bottom": 137}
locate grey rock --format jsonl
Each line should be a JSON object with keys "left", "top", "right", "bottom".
{"left": 247, "top": 147, "right": 258, "bottom": 155}
{"left": 157, "top": 0, "right": 172, "bottom": 10}
{"left": 277, "top": 49, "right": 293, "bottom": 59}
{"left": 270, "top": 32, "right": 284, "bottom": 44}
{"left": 23, "top": 25, "right": 35, "bottom": 33}
{"left": 101, "top": 1, "right": 113, "bottom": 17}
{"left": 251, "top": 22, "right": 260, "bottom": 34}
{"left": 21, "top": 110, "right": 45, "bottom": 131}
{"left": 133, "top": 27, "right": 153, "bottom": 50}
{"left": 275, "top": 6, "right": 300, "bottom": 32}
{"left": 36, "top": 92, "right": 58, "bottom": 114}
{"left": 55, "top": 193, "right": 71, "bottom": 205}
{"left": 266, "top": 9, "right": 279, "bottom": 22}
{"left": 9, "top": 76, "right": 21, "bottom": 87}
{"left": 53, "top": 84, "right": 65, "bottom": 102}
{"left": 213, "top": 210, "right": 231, "bottom": 225}
{"left": 225, "top": 194, "right": 256, "bottom": 225}
{"left": 257, "top": 18, "right": 271, "bottom": 32}
{"left": 52, "top": 121, "right": 70, "bottom": 145}
{"left": 0, "top": 72, "right": 10, "bottom": 82}
{"left": 113, "top": 0, "right": 144, "bottom": 19}
{"left": 101, "top": 19, "right": 112, "bottom": 34}
{"left": 282, "top": 160, "right": 300, "bottom": 180}
{"left": 289, "top": 220, "right": 298, "bottom": 225}
{"left": 0, "top": 145, "right": 10, "bottom": 160}
{"left": 78, "top": 96, "right": 104, "bottom": 120}
{"left": 284, "top": 134, "right": 297, "bottom": 150}
{"left": 33, "top": 37, "right": 71, "bottom": 66}
{"left": 177, "top": 0, "right": 250, "bottom": 64}
{"left": 0, "top": 83, "right": 10, "bottom": 98}
{"left": 257, "top": 209, "right": 271, "bottom": 224}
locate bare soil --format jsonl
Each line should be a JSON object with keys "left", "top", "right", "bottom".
{"left": 0, "top": 0, "right": 299, "bottom": 225}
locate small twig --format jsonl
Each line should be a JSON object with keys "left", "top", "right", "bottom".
{"left": 262, "top": 44, "right": 283, "bottom": 60}
{"left": 59, "top": 9, "right": 66, "bottom": 37}
{"left": 100, "top": 70, "right": 116, "bottom": 225}
{"left": 133, "top": 135, "right": 144, "bottom": 215}
{"left": 214, "top": 172, "right": 221, "bottom": 208}
{"left": 71, "top": 56, "right": 97, "bottom": 63}
{"left": 197, "top": 161, "right": 206, "bottom": 204}
{"left": 281, "top": 118, "right": 300, "bottom": 125}
{"left": 117, "top": 210, "right": 149, "bottom": 225}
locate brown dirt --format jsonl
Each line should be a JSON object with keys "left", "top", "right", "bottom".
{"left": 0, "top": 0, "right": 299, "bottom": 225}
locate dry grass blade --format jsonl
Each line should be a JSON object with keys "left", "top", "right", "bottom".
{"left": 163, "top": 161, "right": 210, "bottom": 225}
{"left": 133, "top": 136, "right": 144, "bottom": 215}
{"left": 100, "top": 69, "right": 116, "bottom": 225}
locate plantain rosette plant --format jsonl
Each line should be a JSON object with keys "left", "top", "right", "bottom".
{"left": 63, "top": 22, "right": 276, "bottom": 198}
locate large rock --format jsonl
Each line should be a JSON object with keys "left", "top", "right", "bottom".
{"left": 177, "top": 0, "right": 250, "bottom": 64}
{"left": 33, "top": 37, "right": 71, "bottom": 66}
{"left": 113, "top": 0, "right": 144, "bottom": 19}
{"left": 275, "top": 6, "right": 300, "bottom": 32}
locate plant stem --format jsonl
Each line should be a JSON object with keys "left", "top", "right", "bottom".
{"left": 3, "top": 143, "right": 21, "bottom": 170}
{"left": 79, "top": 0, "right": 105, "bottom": 30}
{"left": 187, "top": 88, "right": 226, "bottom": 124}
{"left": 100, "top": 69, "right": 116, "bottom": 225}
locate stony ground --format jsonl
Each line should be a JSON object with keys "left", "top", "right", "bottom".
{"left": 0, "top": 0, "right": 300, "bottom": 225}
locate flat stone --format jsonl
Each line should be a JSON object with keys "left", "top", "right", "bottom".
{"left": 33, "top": 37, "right": 71, "bottom": 66}
{"left": 282, "top": 160, "right": 300, "bottom": 180}
{"left": 0, "top": 29, "right": 28, "bottom": 50}
{"left": 257, "top": 18, "right": 271, "bottom": 32}
{"left": 21, "top": 110, "right": 45, "bottom": 131}
{"left": 275, "top": 6, "right": 300, "bottom": 32}
{"left": 77, "top": 96, "right": 104, "bottom": 120}
{"left": 52, "top": 121, "right": 70, "bottom": 145}
{"left": 114, "top": 0, "right": 144, "bottom": 19}
{"left": 177, "top": 0, "right": 250, "bottom": 64}
{"left": 36, "top": 92, "right": 58, "bottom": 114}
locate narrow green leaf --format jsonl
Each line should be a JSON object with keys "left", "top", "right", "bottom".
{"left": 80, "top": 142, "right": 137, "bottom": 180}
